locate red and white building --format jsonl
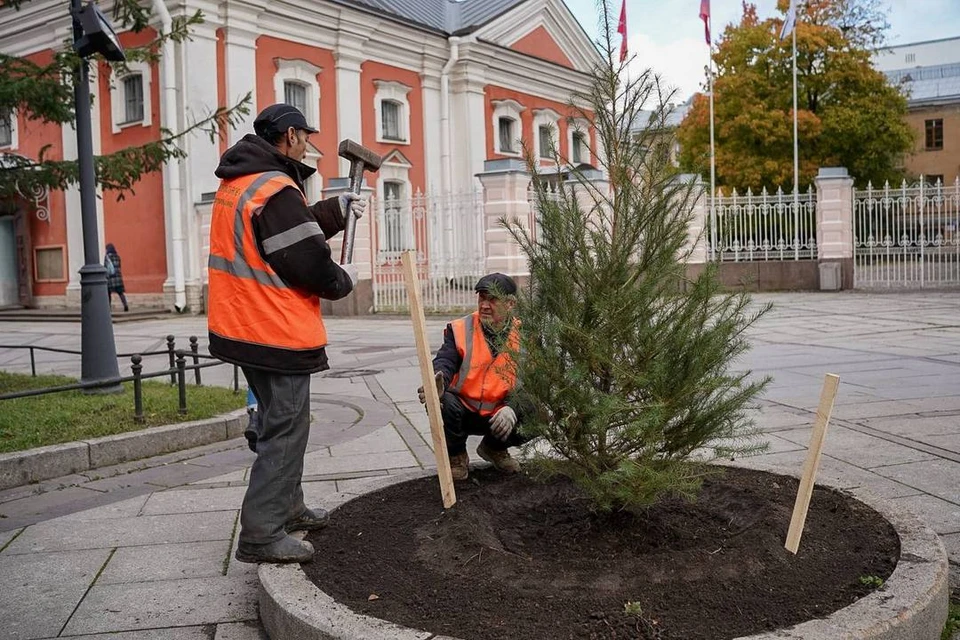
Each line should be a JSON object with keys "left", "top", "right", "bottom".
{"left": 0, "top": 0, "right": 601, "bottom": 312}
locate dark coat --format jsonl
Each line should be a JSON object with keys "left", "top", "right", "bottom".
{"left": 104, "top": 252, "right": 124, "bottom": 293}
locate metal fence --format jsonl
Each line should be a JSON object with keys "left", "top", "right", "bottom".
{"left": 370, "top": 190, "right": 486, "bottom": 313}
{"left": 854, "top": 178, "right": 960, "bottom": 289}
{"left": 706, "top": 186, "right": 818, "bottom": 262}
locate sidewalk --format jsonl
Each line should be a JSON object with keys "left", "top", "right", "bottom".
{"left": 1, "top": 291, "right": 958, "bottom": 639}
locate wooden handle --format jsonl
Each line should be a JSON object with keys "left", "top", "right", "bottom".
{"left": 785, "top": 373, "right": 840, "bottom": 554}
{"left": 401, "top": 251, "right": 457, "bottom": 508}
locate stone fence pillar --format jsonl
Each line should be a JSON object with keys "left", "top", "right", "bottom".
{"left": 815, "top": 167, "right": 855, "bottom": 290}
{"left": 476, "top": 159, "right": 532, "bottom": 278}
{"left": 678, "top": 174, "right": 708, "bottom": 265}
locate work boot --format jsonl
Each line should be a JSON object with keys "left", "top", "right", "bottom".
{"left": 243, "top": 408, "right": 259, "bottom": 453}
{"left": 449, "top": 451, "right": 470, "bottom": 481}
{"left": 477, "top": 442, "right": 521, "bottom": 474}
{"left": 235, "top": 535, "right": 314, "bottom": 564}
{"left": 285, "top": 507, "right": 329, "bottom": 532}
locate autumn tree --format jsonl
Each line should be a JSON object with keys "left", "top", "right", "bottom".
{"left": 0, "top": 0, "right": 250, "bottom": 199}
{"left": 677, "top": 0, "right": 913, "bottom": 190}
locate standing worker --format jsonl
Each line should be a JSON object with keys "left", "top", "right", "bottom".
{"left": 207, "top": 104, "right": 365, "bottom": 564}
{"left": 418, "top": 273, "right": 529, "bottom": 481}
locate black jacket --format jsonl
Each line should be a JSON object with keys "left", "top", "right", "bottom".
{"left": 208, "top": 134, "right": 352, "bottom": 374}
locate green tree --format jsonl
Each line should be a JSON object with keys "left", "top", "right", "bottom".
{"left": 0, "top": 0, "right": 250, "bottom": 199}
{"left": 677, "top": 0, "right": 913, "bottom": 190}
{"left": 504, "top": 2, "right": 770, "bottom": 512}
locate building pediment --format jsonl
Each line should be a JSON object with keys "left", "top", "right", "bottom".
{"left": 472, "top": 0, "right": 602, "bottom": 73}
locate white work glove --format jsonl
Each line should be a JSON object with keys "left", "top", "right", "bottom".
{"left": 341, "top": 263, "right": 359, "bottom": 288}
{"left": 338, "top": 193, "right": 366, "bottom": 222}
{"left": 418, "top": 372, "right": 445, "bottom": 405}
{"left": 489, "top": 406, "right": 517, "bottom": 441}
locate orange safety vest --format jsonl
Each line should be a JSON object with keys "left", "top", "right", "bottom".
{"left": 207, "top": 171, "right": 327, "bottom": 352}
{"left": 448, "top": 312, "right": 520, "bottom": 416}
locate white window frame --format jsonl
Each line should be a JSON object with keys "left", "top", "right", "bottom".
{"left": 110, "top": 61, "right": 152, "bottom": 134}
{"left": 0, "top": 109, "right": 17, "bottom": 150}
{"left": 567, "top": 118, "right": 593, "bottom": 166}
{"left": 491, "top": 99, "right": 525, "bottom": 157}
{"left": 283, "top": 80, "right": 309, "bottom": 115}
{"left": 374, "top": 80, "right": 411, "bottom": 145}
{"left": 532, "top": 108, "right": 560, "bottom": 162}
{"left": 302, "top": 141, "right": 323, "bottom": 202}
{"left": 376, "top": 154, "right": 414, "bottom": 257}
{"left": 273, "top": 58, "right": 322, "bottom": 132}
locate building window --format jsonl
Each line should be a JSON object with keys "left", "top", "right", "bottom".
{"left": 381, "top": 180, "right": 410, "bottom": 253}
{"left": 381, "top": 100, "right": 402, "bottom": 141}
{"left": 374, "top": 80, "right": 411, "bottom": 145}
{"left": 925, "top": 174, "right": 944, "bottom": 187}
{"left": 538, "top": 126, "right": 554, "bottom": 158}
{"left": 284, "top": 81, "right": 308, "bottom": 115}
{"left": 110, "top": 62, "right": 153, "bottom": 133}
{"left": 532, "top": 108, "right": 560, "bottom": 163}
{"left": 499, "top": 118, "right": 517, "bottom": 154}
{"left": 572, "top": 132, "right": 586, "bottom": 163}
{"left": 122, "top": 75, "right": 144, "bottom": 124}
{"left": 925, "top": 119, "right": 943, "bottom": 150}
{"left": 905, "top": 53, "right": 915, "bottom": 64}
{"left": 0, "top": 112, "right": 12, "bottom": 148}
{"left": 491, "top": 99, "right": 525, "bottom": 156}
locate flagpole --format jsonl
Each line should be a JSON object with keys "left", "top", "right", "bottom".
{"left": 708, "top": 14, "right": 717, "bottom": 262}
{"left": 791, "top": 10, "right": 799, "bottom": 261}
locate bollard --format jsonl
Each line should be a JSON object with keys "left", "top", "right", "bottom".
{"left": 166, "top": 335, "right": 176, "bottom": 384}
{"left": 176, "top": 352, "right": 187, "bottom": 415}
{"left": 189, "top": 336, "right": 201, "bottom": 385}
{"left": 233, "top": 365, "right": 239, "bottom": 393}
{"left": 30, "top": 347, "right": 36, "bottom": 377}
{"left": 131, "top": 354, "right": 144, "bottom": 423}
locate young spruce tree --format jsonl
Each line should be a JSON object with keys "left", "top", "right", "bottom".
{"left": 504, "top": 1, "right": 770, "bottom": 512}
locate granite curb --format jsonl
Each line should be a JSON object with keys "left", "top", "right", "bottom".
{"left": 258, "top": 466, "right": 949, "bottom": 640}
{"left": 0, "top": 409, "right": 247, "bottom": 491}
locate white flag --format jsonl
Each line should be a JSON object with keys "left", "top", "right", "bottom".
{"left": 779, "top": 0, "right": 797, "bottom": 40}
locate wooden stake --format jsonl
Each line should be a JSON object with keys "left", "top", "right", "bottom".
{"left": 785, "top": 373, "right": 840, "bottom": 554}
{"left": 401, "top": 251, "right": 457, "bottom": 509}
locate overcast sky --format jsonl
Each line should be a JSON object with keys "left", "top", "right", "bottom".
{"left": 563, "top": 0, "right": 960, "bottom": 101}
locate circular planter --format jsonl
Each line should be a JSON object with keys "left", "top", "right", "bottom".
{"left": 258, "top": 467, "right": 949, "bottom": 640}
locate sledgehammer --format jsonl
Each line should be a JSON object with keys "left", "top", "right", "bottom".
{"left": 338, "top": 139, "right": 382, "bottom": 264}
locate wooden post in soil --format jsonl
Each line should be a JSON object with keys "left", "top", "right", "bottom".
{"left": 401, "top": 251, "right": 457, "bottom": 509}
{"left": 785, "top": 373, "right": 840, "bottom": 554}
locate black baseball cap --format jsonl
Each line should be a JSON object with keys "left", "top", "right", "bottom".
{"left": 253, "top": 104, "right": 318, "bottom": 139}
{"left": 475, "top": 273, "right": 517, "bottom": 298}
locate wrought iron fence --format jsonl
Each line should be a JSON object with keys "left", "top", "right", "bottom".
{"left": 370, "top": 190, "right": 486, "bottom": 313}
{"left": 0, "top": 335, "right": 241, "bottom": 422}
{"left": 853, "top": 177, "right": 960, "bottom": 289}
{"left": 706, "top": 186, "right": 818, "bottom": 262}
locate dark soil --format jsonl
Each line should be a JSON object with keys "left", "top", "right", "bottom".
{"left": 304, "top": 466, "right": 899, "bottom": 640}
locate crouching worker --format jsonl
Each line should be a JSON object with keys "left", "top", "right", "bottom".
{"left": 418, "top": 273, "right": 529, "bottom": 480}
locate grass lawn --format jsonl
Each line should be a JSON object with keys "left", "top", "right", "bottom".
{"left": 0, "top": 371, "right": 245, "bottom": 454}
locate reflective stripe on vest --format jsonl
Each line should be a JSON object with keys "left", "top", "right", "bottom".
{"left": 448, "top": 312, "right": 519, "bottom": 416}
{"left": 207, "top": 171, "right": 327, "bottom": 351}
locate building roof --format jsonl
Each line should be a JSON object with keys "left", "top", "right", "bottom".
{"left": 333, "top": 0, "right": 529, "bottom": 34}
{"left": 886, "top": 62, "right": 960, "bottom": 106}
{"left": 630, "top": 98, "right": 693, "bottom": 133}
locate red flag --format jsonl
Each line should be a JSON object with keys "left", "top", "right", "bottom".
{"left": 699, "top": 0, "right": 710, "bottom": 45}
{"left": 618, "top": 0, "right": 628, "bottom": 62}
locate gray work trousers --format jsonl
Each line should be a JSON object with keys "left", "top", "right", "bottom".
{"left": 239, "top": 367, "right": 311, "bottom": 545}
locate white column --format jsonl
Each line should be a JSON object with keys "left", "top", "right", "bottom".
{"left": 223, "top": 25, "right": 257, "bottom": 146}
{"left": 420, "top": 73, "right": 443, "bottom": 194}
{"left": 334, "top": 49, "right": 364, "bottom": 177}
{"left": 61, "top": 113, "right": 83, "bottom": 305}
{"left": 452, "top": 66, "right": 487, "bottom": 193}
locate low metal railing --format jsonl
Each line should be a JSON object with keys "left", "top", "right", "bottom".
{"left": 0, "top": 335, "right": 241, "bottom": 423}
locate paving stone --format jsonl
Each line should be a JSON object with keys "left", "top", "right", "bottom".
{"left": 861, "top": 415, "right": 960, "bottom": 439}
{"left": 889, "top": 495, "right": 960, "bottom": 535}
{"left": 872, "top": 458, "right": 960, "bottom": 503}
{"left": 52, "top": 496, "right": 150, "bottom": 522}
{"left": 98, "top": 540, "right": 232, "bottom": 584}
{"left": 214, "top": 621, "right": 268, "bottom": 640}
{"left": 3, "top": 511, "right": 236, "bottom": 555}
{"left": 328, "top": 425, "right": 409, "bottom": 456}
{"left": 62, "top": 575, "right": 259, "bottom": 636}
{"left": 140, "top": 487, "right": 247, "bottom": 515}
{"left": 302, "top": 450, "right": 420, "bottom": 476}
{"left": 924, "top": 434, "right": 960, "bottom": 454}
{"left": 0, "top": 548, "right": 110, "bottom": 640}
{"left": 775, "top": 425, "right": 939, "bottom": 468}
{"left": 940, "top": 532, "right": 960, "bottom": 567}
{"left": 36, "top": 629, "right": 211, "bottom": 640}
{"left": 830, "top": 399, "right": 924, "bottom": 420}
{"left": 300, "top": 480, "right": 340, "bottom": 506}
{"left": 0, "top": 527, "right": 23, "bottom": 550}
{"left": 190, "top": 470, "right": 248, "bottom": 485}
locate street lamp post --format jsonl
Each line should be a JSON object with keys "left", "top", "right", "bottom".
{"left": 71, "top": 0, "right": 126, "bottom": 390}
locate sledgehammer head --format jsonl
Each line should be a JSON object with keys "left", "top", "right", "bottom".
{"left": 338, "top": 139, "right": 382, "bottom": 171}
